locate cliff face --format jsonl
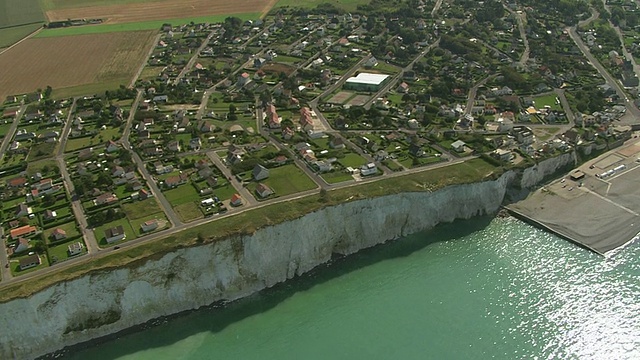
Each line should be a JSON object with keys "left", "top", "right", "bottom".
{"left": 520, "top": 151, "right": 577, "bottom": 189}
{"left": 2, "top": 172, "right": 517, "bottom": 359}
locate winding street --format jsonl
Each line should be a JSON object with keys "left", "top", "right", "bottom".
{"left": 0, "top": 102, "right": 26, "bottom": 162}
{"left": 567, "top": 23, "right": 640, "bottom": 122}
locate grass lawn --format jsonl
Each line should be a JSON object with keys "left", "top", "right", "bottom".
{"left": 321, "top": 171, "right": 354, "bottom": 184}
{"left": 48, "top": 239, "right": 86, "bottom": 263}
{"left": 275, "top": 55, "right": 302, "bottom": 64}
{"left": 339, "top": 152, "right": 368, "bottom": 168}
{"left": 174, "top": 202, "right": 203, "bottom": 222}
{"left": 9, "top": 253, "right": 50, "bottom": 276}
{"left": 164, "top": 184, "right": 200, "bottom": 206}
{"left": 36, "top": 13, "right": 260, "bottom": 37}
{"left": 95, "top": 218, "right": 137, "bottom": 247}
{"left": 129, "top": 215, "right": 168, "bottom": 236}
{"left": 28, "top": 142, "right": 56, "bottom": 161}
{"left": 247, "top": 164, "right": 316, "bottom": 197}
{"left": 51, "top": 79, "right": 130, "bottom": 100}
{"left": 533, "top": 94, "right": 561, "bottom": 111}
{"left": 65, "top": 136, "right": 99, "bottom": 152}
{"left": 212, "top": 182, "right": 237, "bottom": 201}
{"left": 44, "top": 220, "right": 81, "bottom": 242}
{"left": 122, "top": 198, "right": 163, "bottom": 219}
{"left": 26, "top": 158, "right": 58, "bottom": 176}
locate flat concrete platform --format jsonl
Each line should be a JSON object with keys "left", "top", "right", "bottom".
{"left": 508, "top": 141, "right": 640, "bottom": 254}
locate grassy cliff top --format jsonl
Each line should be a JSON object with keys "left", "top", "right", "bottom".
{"left": 0, "top": 158, "right": 500, "bottom": 302}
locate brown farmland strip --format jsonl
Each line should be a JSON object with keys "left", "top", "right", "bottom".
{"left": 46, "top": 0, "right": 272, "bottom": 24}
{"left": 0, "top": 30, "right": 155, "bottom": 99}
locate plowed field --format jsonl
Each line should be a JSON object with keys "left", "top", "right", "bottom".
{"left": 45, "top": 0, "right": 273, "bottom": 24}
{"left": 0, "top": 30, "right": 155, "bottom": 99}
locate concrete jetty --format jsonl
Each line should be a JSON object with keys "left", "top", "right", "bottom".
{"left": 507, "top": 140, "right": 640, "bottom": 254}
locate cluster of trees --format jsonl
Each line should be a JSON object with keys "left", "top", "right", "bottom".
{"left": 610, "top": 6, "right": 640, "bottom": 29}
{"left": 570, "top": 87, "right": 606, "bottom": 114}
{"left": 105, "top": 86, "right": 137, "bottom": 101}
{"left": 88, "top": 207, "right": 125, "bottom": 227}
{"left": 440, "top": 35, "right": 482, "bottom": 56}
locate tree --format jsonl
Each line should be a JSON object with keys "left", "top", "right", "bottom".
{"left": 44, "top": 86, "right": 53, "bottom": 98}
{"left": 229, "top": 103, "right": 237, "bottom": 114}
{"left": 319, "top": 188, "right": 330, "bottom": 203}
{"left": 42, "top": 193, "right": 55, "bottom": 206}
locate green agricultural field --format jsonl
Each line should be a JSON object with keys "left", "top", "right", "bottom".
{"left": 39, "top": 0, "right": 159, "bottom": 11}
{"left": 36, "top": 13, "right": 260, "bottom": 37}
{"left": 0, "top": 0, "right": 44, "bottom": 28}
{"left": 0, "top": 23, "right": 42, "bottom": 48}
{"left": 275, "top": 0, "right": 369, "bottom": 11}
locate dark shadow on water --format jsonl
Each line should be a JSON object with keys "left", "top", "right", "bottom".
{"left": 48, "top": 216, "right": 495, "bottom": 359}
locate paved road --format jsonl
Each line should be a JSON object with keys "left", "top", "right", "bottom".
{"left": 56, "top": 98, "right": 77, "bottom": 156}
{"left": 55, "top": 99, "right": 101, "bottom": 254}
{"left": 504, "top": 5, "right": 530, "bottom": 66}
{"left": 174, "top": 30, "right": 218, "bottom": 85}
{"left": 54, "top": 98, "right": 102, "bottom": 255}
{"left": 206, "top": 151, "right": 258, "bottom": 206}
{"left": 464, "top": 74, "right": 496, "bottom": 116}
{"left": 129, "top": 33, "right": 161, "bottom": 88}
{"left": 0, "top": 26, "right": 42, "bottom": 56}
{"left": 431, "top": 0, "right": 444, "bottom": 17}
{"left": 568, "top": 25, "right": 640, "bottom": 119}
{"left": 119, "top": 91, "right": 182, "bottom": 227}
{"left": 121, "top": 91, "right": 143, "bottom": 142}
{"left": 0, "top": 103, "right": 27, "bottom": 279}
{"left": 0, "top": 103, "right": 26, "bottom": 161}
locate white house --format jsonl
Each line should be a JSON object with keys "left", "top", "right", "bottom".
{"left": 67, "top": 242, "right": 84, "bottom": 256}
{"left": 451, "top": 140, "right": 466, "bottom": 152}
{"left": 360, "top": 163, "right": 378, "bottom": 176}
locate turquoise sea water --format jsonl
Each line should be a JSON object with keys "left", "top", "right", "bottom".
{"left": 67, "top": 217, "right": 640, "bottom": 359}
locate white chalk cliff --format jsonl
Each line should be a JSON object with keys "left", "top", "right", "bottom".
{"left": 0, "top": 169, "right": 534, "bottom": 359}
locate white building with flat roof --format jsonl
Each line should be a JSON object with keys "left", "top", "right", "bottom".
{"left": 344, "top": 73, "right": 391, "bottom": 92}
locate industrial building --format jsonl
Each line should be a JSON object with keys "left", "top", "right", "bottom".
{"left": 344, "top": 73, "right": 390, "bottom": 92}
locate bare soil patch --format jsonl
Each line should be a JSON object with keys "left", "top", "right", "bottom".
{"left": 0, "top": 30, "right": 155, "bottom": 99}
{"left": 261, "top": 62, "right": 296, "bottom": 76}
{"left": 327, "top": 91, "right": 353, "bottom": 104}
{"left": 45, "top": 0, "right": 272, "bottom": 24}
{"left": 348, "top": 94, "right": 370, "bottom": 106}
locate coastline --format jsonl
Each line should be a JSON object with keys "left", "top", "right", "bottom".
{"left": 1, "top": 170, "right": 516, "bottom": 360}
{"left": 1, "top": 151, "right": 613, "bottom": 360}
